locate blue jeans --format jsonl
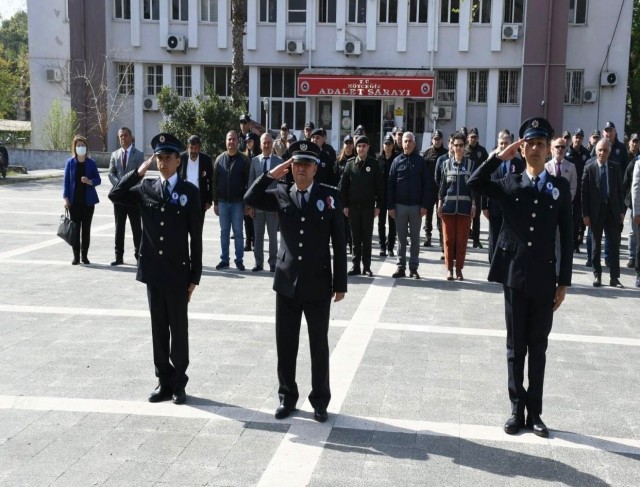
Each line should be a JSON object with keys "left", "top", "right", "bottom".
{"left": 219, "top": 201, "right": 244, "bottom": 264}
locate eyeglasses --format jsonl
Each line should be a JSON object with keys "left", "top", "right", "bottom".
{"left": 555, "top": 145, "right": 566, "bottom": 149}
{"left": 452, "top": 143, "right": 465, "bottom": 148}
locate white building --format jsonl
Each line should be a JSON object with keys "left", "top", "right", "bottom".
{"left": 27, "top": 0, "right": 632, "bottom": 153}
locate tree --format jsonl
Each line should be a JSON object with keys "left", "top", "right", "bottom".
{"left": 157, "top": 85, "right": 244, "bottom": 156}
{"left": 627, "top": 1, "right": 640, "bottom": 133}
{"left": 0, "top": 11, "right": 29, "bottom": 120}
{"left": 230, "top": 0, "right": 247, "bottom": 109}
{"left": 41, "top": 99, "right": 79, "bottom": 151}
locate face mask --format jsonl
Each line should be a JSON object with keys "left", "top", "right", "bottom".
{"left": 76, "top": 146, "right": 87, "bottom": 157}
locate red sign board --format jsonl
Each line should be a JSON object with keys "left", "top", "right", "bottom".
{"left": 298, "top": 74, "right": 435, "bottom": 98}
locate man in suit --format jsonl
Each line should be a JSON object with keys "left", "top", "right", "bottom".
{"left": 244, "top": 140, "right": 347, "bottom": 423}
{"left": 108, "top": 133, "right": 202, "bottom": 405}
{"left": 108, "top": 127, "right": 144, "bottom": 265}
{"left": 247, "top": 133, "right": 282, "bottom": 272}
{"left": 631, "top": 159, "right": 640, "bottom": 287}
{"left": 468, "top": 117, "right": 573, "bottom": 438}
{"left": 482, "top": 130, "right": 525, "bottom": 263}
{"left": 179, "top": 135, "right": 213, "bottom": 226}
{"left": 582, "top": 139, "right": 626, "bottom": 288}
{"left": 546, "top": 138, "right": 578, "bottom": 202}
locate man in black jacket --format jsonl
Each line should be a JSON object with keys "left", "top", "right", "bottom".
{"left": 564, "top": 128, "right": 591, "bottom": 251}
{"left": 179, "top": 135, "right": 213, "bottom": 226}
{"left": 423, "top": 130, "right": 448, "bottom": 248}
{"left": 464, "top": 127, "right": 489, "bottom": 248}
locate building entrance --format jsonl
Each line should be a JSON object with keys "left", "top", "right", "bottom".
{"left": 354, "top": 99, "right": 381, "bottom": 150}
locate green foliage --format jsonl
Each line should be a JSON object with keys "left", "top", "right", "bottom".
{"left": 627, "top": 2, "right": 640, "bottom": 133}
{"left": 0, "top": 10, "right": 29, "bottom": 119}
{"left": 41, "top": 99, "right": 79, "bottom": 150}
{"left": 157, "top": 85, "right": 245, "bottom": 157}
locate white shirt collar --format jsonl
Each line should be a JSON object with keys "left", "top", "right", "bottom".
{"left": 161, "top": 173, "right": 179, "bottom": 191}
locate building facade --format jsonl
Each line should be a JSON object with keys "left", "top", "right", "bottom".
{"left": 27, "top": 0, "right": 633, "bottom": 153}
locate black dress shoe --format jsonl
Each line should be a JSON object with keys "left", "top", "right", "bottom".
{"left": 251, "top": 265, "right": 263, "bottom": 272}
{"left": 348, "top": 267, "right": 361, "bottom": 276}
{"left": 362, "top": 268, "right": 373, "bottom": 277}
{"left": 110, "top": 258, "right": 123, "bottom": 266}
{"left": 314, "top": 408, "right": 328, "bottom": 422}
{"left": 585, "top": 259, "right": 592, "bottom": 267}
{"left": 172, "top": 389, "right": 187, "bottom": 404}
{"left": 605, "top": 259, "right": 610, "bottom": 267}
{"left": 593, "top": 274, "right": 601, "bottom": 287}
{"left": 236, "top": 262, "right": 245, "bottom": 271}
{"left": 379, "top": 250, "right": 387, "bottom": 257}
{"left": 71, "top": 258, "right": 80, "bottom": 265}
{"left": 275, "top": 404, "right": 293, "bottom": 419}
{"left": 215, "top": 261, "right": 229, "bottom": 270}
{"left": 526, "top": 413, "right": 549, "bottom": 438}
{"left": 392, "top": 267, "right": 406, "bottom": 278}
{"left": 244, "top": 242, "right": 252, "bottom": 251}
{"left": 148, "top": 385, "right": 173, "bottom": 403}
{"left": 388, "top": 249, "right": 395, "bottom": 257}
{"left": 81, "top": 256, "right": 90, "bottom": 265}
{"left": 503, "top": 413, "right": 525, "bottom": 435}
{"left": 609, "top": 278, "right": 624, "bottom": 288}
{"left": 409, "top": 270, "right": 420, "bottom": 279}
{"left": 424, "top": 237, "right": 432, "bottom": 247}
{"left": 269, "top": 265, "right": 276, "bottom": 272}
{"left": 473, "top": 241, "right": 483, "bottom": 249}
{"left": 626, "top": 259, "right": 635, "bottom": 268}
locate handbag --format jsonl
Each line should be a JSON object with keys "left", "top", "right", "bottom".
{"left": 57, "top": 209, "right": 78, "bottom": 246}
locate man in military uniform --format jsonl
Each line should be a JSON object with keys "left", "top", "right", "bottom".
{"left": 310, "top": 128, "right": 339, "bottom": 186}
{"left": 586, "top": 129, "right": 600, "bottom": 152}
{"left": 244, "top": 140, "right": 347, "bottom": 423}
{"left": 468, "top": 117, "right": 573, "bottom": 438}
{"left": 238, "top": 114, "right": 252, "bottom": 153}
{"left": 564, "top": 128, "right": 591, "bottom": 252}
{"left": 109, "top": 133, "right": 203, "bottom": 405}
{"left": 340, "top": 136, "right": 384, "bottom": 276}
{"left": 423, "top": 129, "right": 448, "bottom": 248}
{"left": 392, "top": 126, "right": 404, "bottom": 153}
{"left": 464, "top": 127, "right": 489, "bottom": 248}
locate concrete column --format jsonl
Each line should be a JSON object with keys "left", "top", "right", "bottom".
{"left": 485, "top": 69, "right": 499, "bottom": 146}
{"left": 134, "top": 63, "right": 144, "bottom": 143}
{"left": 131, "top": 0, "right": 141, "bottom": 47}
{"left": 275, "top": 0, "right": 285, "bottom": 50}
{"left": 159, "top": 0, "right": 169, "bottom": 47}
{"left": 248, "top": 66, "right": 260, "bottom": 122}
{"left": 191, "top": 64, "right": 201, "bottom": 96}
{"left": 490, "top": 0, "right": 504, "bottom": 51}
{"left": 188, "top": 0, "right": 198, "bottom": 48}
{"left": 366, "top": 1, "right": 376, "bottom": 50}
{"left": 456, "top": 69, "right": 468, "bottom": 125}
{"left": 336, "top": 0, "right": 346, "bottom": 51}
{"left": 218, "top": 0, "right": 228, "bottom": 49}
{"left": 458, "top": 0, "right": 470, "bottom": 52}
{"left": 397, "top": 0, "right": 408, "bottom": 52}
{"left": 247, "top": 0, "right": 257, "bottom": 50}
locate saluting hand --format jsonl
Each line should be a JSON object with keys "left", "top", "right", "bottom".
{"left": 137, "top": 156, "right": 154, "bottom": 177}
{"left": 269, "top": 159, "right": 292, "bottom": 180}
{"left": 497, "top": 139, "right": 523, "bottom": 161}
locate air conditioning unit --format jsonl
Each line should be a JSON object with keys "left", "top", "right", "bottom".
{"left": 583, "top": 88, "right": 598, "bottom": 103}
{"left": 286, "top": 39, "right": 304, "bottom": 55}
{"left": 501, "top": 24, "right": 519, "bottom": 41}
{"left": 166, "top": 34, "right": 187, "bottom": 52}
{"left": 143, "top": 97, "right": 159, "bottom": 111}
{"left": 46, "top": 68, "right": 62, "bottom": 82}
{"left": 600, "top": 71, "right": 617, "bottom": 87}
{"left": 344, "top": 40, "right": 362, "bottom": 56}
{"left": 437, "top": 106, "right": 453, "bottom": 120}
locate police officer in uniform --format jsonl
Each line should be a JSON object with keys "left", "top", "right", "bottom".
{"left": 244, "top": 140, "right": 347, "bottom": 423}
{"left": 564, "top": 128, "right": 591, "bottom": 251}
{"left": 109, "top": 133, "right": 203, "bottom": 405}
{"left": 464, "top": 127, "right": 489, "bottom": 248}
{"left": 340, "top": 135, "right": 384, "bottom": 277}
{"left": 423, "top": 129, "right": 448, "bottom": 248}
{"left": 310, "top": 128, "right": 339, "bottom": 186}
{"left": 468, "top": 118, "right": 573, "bottom": 438}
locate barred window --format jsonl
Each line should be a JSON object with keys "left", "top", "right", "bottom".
{"left": 472, "top": 0, "right": 491, "bottom": 23}
{"left": 143, "top": 0, "right": 159, "bottom": 20}
{"left": 498, "top": 69, "right": 520, "bottom": 104}
{"left": 288, "top": 0, "right": 306, "bottom": 23}
{"left": 114, "top": 0, "right": 131, "bottom": 19}
{"left": 203, "top": 66, "right": 238, "bottom": 98}
{"left": 260, "top": 0, "right": 277, "bottom": 22}
{"left": 503, "top": 0, "right": 523, "bottom": 23}
{"left": 409, "top": 0, "right": 428, "bottom": 23}
{"left": 259, "top": 68, "right": 305, "bottom": 131}
{"left": 116, "top": 63, "right": 134, "bottom": 95}
{"left": 468, "top": 70, "right": 488, "bottom": 104}
{"left": 348, "top": 0, "right": 367, "bottom": 23}
{"left": 145, "top": 64, "right": 163, "bottom": 96}
{"left": 201, "top": 0, "right": 218, "bottom": 22}
{"left": 565, "top": 70, "right": 584, "bottom": 105}
{"left": 172, "top": 0, "right": 188, "bottom": 21}
{"left": 319, "top": 0, "right": 337, "bottom": 23}
{"left": 379, "top": 0, "right": 397, "bottom": 23}
{"left": 436, "top": 70, "right": 457, "bottom": 104}
{"left": 569, "top": 0, "right": 587, "bottom": 24}
{"left": 175, "top": 65, "right": 192, "bottom": 97}
{"left": 441, "top": 0, "right": 459, "bottom": 23}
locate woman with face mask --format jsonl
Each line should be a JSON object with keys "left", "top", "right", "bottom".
{"left": 62, "top": 135, "right": 101, "bottom": 265}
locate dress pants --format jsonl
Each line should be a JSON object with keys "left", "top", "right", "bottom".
{"left": 69, "top": 204, "right": 95, "bottom": 258}
{"left": 395, "top": 204, "right": 421, "bottom": 271}
{"left": 147, "top": 284, "right": 190, "bottom": 391}
{"left": 471, "top": 195, "right": 481, "bottom": 243}
{"left": 275, "top": 293, "right": 331, "bottom": 410}
{"left": 377, "top": 208, "right": 396, "bottom": 251}
{"left": 591, "top": 204, "right": 621, "bottom": 279}
{"left": 253, "top": 210, "right": 278, "bottom": 268}
{"left": 113, "top": 203, "right": 142, "bottom": 259}
{"left": 349, "top": 205, "right": 375, "bottom": 269}
{"left": 487, "top": 214, "right": 502, "bottom": 264}
{"left": 503, "top": 285, "right": 554, "bottom": 415}
{"left": 442, "top": 213, "right": 471, "bottom": 271}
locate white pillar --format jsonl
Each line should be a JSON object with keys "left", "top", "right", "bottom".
{"left": 397, "top": 0, "right": 408, "bottom": 52}
{"left": 456, "top": 69, "right": 468, "bottom": 125}
{"left": 131, "top": 0, "right": 141, "bottom": 47}
{"left": 491, "top": 0, "right": 504, "bottom": 52}
{"left": 335, "top": 0, "right": 346, "bottom": 51}
{"left": 188, "top": 0, "right": 198, "bottom": 48}
{"left": 275, "top": 0, "right": 286, "bottom": 50}
{"left": 485, "top": 69, "right": 500, "bottom": 146}
{"left": 191, "top": 64, "right": 201, "bottom": 97}
{"left": 218, "top": 0, "right": 228, "bottom": 49}
{"left": 159, "top": 0, "right": 169, "bottom": 47}
{"left": 247, "top": 0, "right": 257, "bottom": 50}
{"left": 458, "top": 0, "right": 470, "bottom": 52}
{"left": 366, "top": 1, "right": 376, "bottom": 50}
{"left": 134, "top": 63, "right": 144, "bottom": 144}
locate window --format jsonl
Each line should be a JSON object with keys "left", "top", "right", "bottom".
{"left": 175, "top": 65, "right": 192, "bottom": 97}
{"left": 503, "top": 0, "right": 523, "bottom": 23}
{"left": 116, "top": 63, "right": 134, "bottom": 95}
{"left": 259, "top": 68, "right": 305, "bottom": 130}
{"left": 201, "top": 0, "right": 218, "bottom": 22}
{"left": 409, "top": 0, "right": 428, "bottom": 23}
{"left": 260, "top": 0, "right": 277, "bottom": 22}
{"left": 288, "top": 0, "right": 306, "bottom": 23}
{"left": 203, "top": 66, "right": 236, "bottom": 97}
{"left": 468, "top": 70, "right": 488, "bottom": 103}
{"left": 143, "top": 0, "right": 159, "bottom": 20}
{"left": 172, "top": 0, "right": 188, "bottom": 21}
{"left": 569, "top": 0, "right": 587, "bottom": 24}
{"left": 498, "top": 69, "right": 520, "bottom": 104}
{"left": 348, "top": 0, "right": 367, "bottom": 23}
{"left": 436, "top": 70, "right": 457, "bottom": 104}
{"left": 114, "top": 0, "right": 131, "bottom": 19}
{"left": 145, "top": 65, "right": 163, "bottom": 96}
{"left": 319, "top": 0, "right": 336, "bottom": 22}
{"left": 565, "top": 70, "right": 584, "bottom": 105}
{"left": 379, "top": 0, "right": 397, "bottom": 23}
{"left": 471, "top": 0, "right": 491, "bottom": 23}
{"left": 441, "top": 0, "right": 459, "bottom": 23}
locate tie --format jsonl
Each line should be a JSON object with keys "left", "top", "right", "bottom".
{"left": 298, "top": 189, "right": 308, "bottom": 212}
{"left": 122, "top": 149, "right": 127, "bottom": 172}
{"left": 555, "top": 161, "right": 561, "bottom": 177}
{"left": 263, "top": 157, "right": 269, "bottom": 173}
{"left": 502, "top": 161, "right": 509, "bottom": 177}
{"left": 599, "top": 165, "right": 608, "bottom": 200}
{"left": 162, "top": 180, "right": 170, "bottom": 200}
{"left": 531, "top": 176, "right": 539, "bottom": 193}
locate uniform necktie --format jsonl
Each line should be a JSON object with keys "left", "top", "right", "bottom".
{"left": 555, "top": 161, "right": 561, "bottom": 177}
{"left": 599, "top": 165, "right": 608, "bottom": 200}
{"left": 298, "top": 189, "right": 308, "bottom": 211}
{"left": 122, "top": 149, "right": 127, "bottom": 172}
{"left": 162, "top": 179, "right": 170, "bottom": 200}
{"left": 532, "top": 176, "right": 540, "bottom": 193}
{"left": 502, "top": 161, "right": 509, "bottom": 177}
{"left": 263, "top": 157, "right": 269, "bottom": 173}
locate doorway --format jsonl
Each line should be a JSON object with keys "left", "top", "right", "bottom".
{"left": 354, "top": 99, "right": 382, "bottom": 150}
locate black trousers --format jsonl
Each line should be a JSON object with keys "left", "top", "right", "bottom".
{"left": 114, "top": 204, "right": 141, "bottom": 259}
{"left": 503, "top": 285, "right": 554, "bottom": 416}
{"left": 487, "top": 214, "right": 502, "bottom": 263}
{"left": 244, "top": 214, "right": 254, "bottom": 243}
{"left": 471, "top": 196, "right": 481, "bottom": 242}
{"left": 591, "top": 206, "right": 621, "bottom": 279}
{"left": 377, "top": 208, "right": 396, "bottom": 250}
{"left": 147, "top": 284, "right": 190, "bottom": 391}
{"left": 423, "top": 202, "right": 442, "bottom": 243}
{"left": 69, "top": 204, "right": 94, "bottom": 258}
{"left": 275, "top": 293, "right": 331, "bottom": 410}
{"left": 349, "top": 205, "right": 375, "bottom": 269}
{"left": 572, "top": 197, "right": 584, "bottom": 247}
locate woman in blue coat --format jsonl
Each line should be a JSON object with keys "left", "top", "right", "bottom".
{"left": 63, "top": 135, "right": 101, "bottom": 264}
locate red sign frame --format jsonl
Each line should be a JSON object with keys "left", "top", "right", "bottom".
{"left": 298, "top": 75, "right": 435, "bottom": 98}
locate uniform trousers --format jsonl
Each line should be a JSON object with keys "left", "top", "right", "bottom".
{"left": 147, "top": 284, "right": 190, "bottom": 391}
{"left": 441, "top": 213, "right": 471, "bottom": 271}
{"left": 487, "top": 213, "right": 502, "bottom": 264}
{"left": 572, "top": 197, "right": 583, "bottom": 247}
{"left": 424, "top": 201, "right": 443, "bottom": 244}
{"left": 395, "top": 204, "right": 421, "bottom": 271}
{"left": 503, "top": 285, "right": 554, "bottom": 416}
{"left": 253, "top": 210, "right": 278, "bottom": 268}
{"left": 69, "top": 204, "right": 95, "bottom": 258}
{"left": 471, "top": 196, "right": 481, "bottom": 243}
{"left": 113, "top": 203, "right": 141, "bottom": 259}
{"left": 275, "top": 293, "right": 331, "bottom": 410}
{"left": 591, "top": 204, "right": 622, "bottom": 279}
{"left": 349, "top": 205, "right": 375, "bottom": 269}
{"left": 377, "top": 208, "right": 396, "bottom": 251}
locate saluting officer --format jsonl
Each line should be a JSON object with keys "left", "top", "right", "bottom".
{"left": 244, "top": 140, "right": 347, "bottom": 423}
{"left": 340, "top": 135, "right": 384, "bottom": 277}
{"left": 468, "top": 118, "right": 573, "bottom": 438}
{"left": 109, "top": 133, "right": 203, "bottom": 405}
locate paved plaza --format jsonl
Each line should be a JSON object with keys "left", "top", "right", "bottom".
{"left": 0, "top": 173, "right": 639, "bottom": 486}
